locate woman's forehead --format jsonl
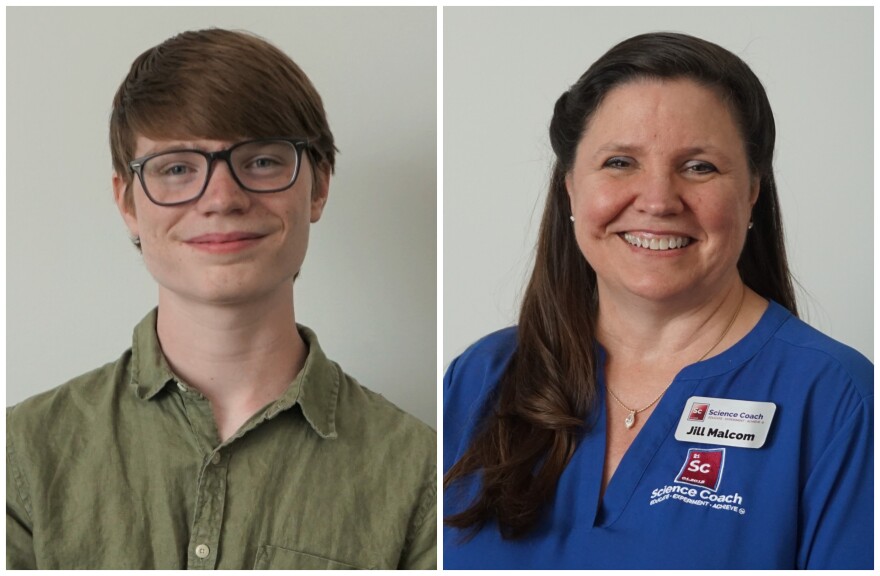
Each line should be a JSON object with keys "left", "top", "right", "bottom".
{"left": 581, "top": 79, "right": 744, "bottom": 151}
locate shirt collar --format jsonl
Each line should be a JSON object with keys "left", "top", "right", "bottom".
{"left": 271, "top": 324, "right": 339, "bottom": 440}
{"left": 129, "top": 308, "right": 339, "bottom": 439}
{"left": 130, "top": 308, "right": 176, "bottom": 400}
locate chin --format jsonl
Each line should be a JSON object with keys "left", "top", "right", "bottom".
{"left": 204, "top": 284, "right": 292, "bottom": 307}
{"left": 159, "top": 274, "right": 293, "bottom": 307}
{"left": 602, "top": 276, "right": 697, "bottom": 303}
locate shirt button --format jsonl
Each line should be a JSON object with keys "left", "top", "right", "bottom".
{"left": 176, "top": 381, "right": 186, "bottom": 392}
{"left": 211, "top": 452, "right": 221, "bottom": 465}
{"left": 195, "top": 544, "right": 210, "bottom": 559}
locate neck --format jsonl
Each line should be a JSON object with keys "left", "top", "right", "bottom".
{"left": 597, "top": 278, "right": 755, "bottom": 368}
{"left": 156, "top": 285, "right": 307, "bottom": 441}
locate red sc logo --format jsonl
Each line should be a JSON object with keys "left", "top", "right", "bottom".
{"left": 687, "top": 461, "right": 712, "bottom": 474}
{"left": 676, "top": 448, "right": 725, "bottom": 491}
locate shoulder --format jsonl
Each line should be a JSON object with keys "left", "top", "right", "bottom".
{"left": 443, "top": 327, "right": 518, "bottom": 470}
{"left": 736, "top": 302, "right": 875, "bottom": 424}
{"left": 444, "top": 327, "right": 517, "bottom": 422}
{"left": 743, "top": 304, "right": 873, "bottom": 481}
{"left": 296, "top": 324, "right": 435, "bottom": 457}
{"left": 745, "top": 302, "right": 874, "bottom": 429}
{"left": 8, "top": 356, "right": 128, "bottom": 441}
{"left": 444, "top": 326, "right": 518, "bottom": 396}
{"left": 7, "top": 356, "right": 129, "bottom": 501}
{"left": 333, "top": 367, "right": 436, "bottom": 466}
{"left": 770, "top": 308, "right": 873, "bottom": 399}
{"left": 329, "top": 368, "right": 436, "bottom": 519}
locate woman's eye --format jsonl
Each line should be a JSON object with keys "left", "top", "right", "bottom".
{"left": 685, "top": 161, "right": 717, "bottom": 174}
{"left": 603, "top": 157, "right": 632, "bottom": 169}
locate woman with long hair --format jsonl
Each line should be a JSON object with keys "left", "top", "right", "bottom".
{"left": 443, "top": 32, "right": 872, "bottom": 569}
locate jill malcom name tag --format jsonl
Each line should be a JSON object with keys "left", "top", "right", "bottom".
{"left": 675, "top": 396, "right": 776, "bottom": 449}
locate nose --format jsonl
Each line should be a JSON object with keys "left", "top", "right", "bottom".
{"left": 632, "top": 169, "right": 684, "bottom": 216}
{"left": 196, "top": 158, "right": 251, "bottom": 214}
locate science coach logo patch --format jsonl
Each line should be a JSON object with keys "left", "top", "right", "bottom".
{"left": 675, "top": 448, "right": 725, "bottom": 492}
{"left": 688, "top": 402, "right": 709, "bottom": 421}
{"left": 649, "top": 447, "right": 744, "bottom": 515}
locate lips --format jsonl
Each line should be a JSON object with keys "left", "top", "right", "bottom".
{"left": 186, "top": 232, "right": 266, "bottom": 244}
{"left": 184, "top": 231, "right": 268, "bottom": 254}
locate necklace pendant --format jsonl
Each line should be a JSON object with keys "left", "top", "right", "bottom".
{"left": 624, "top": 410, "right": 636, "bottom": 429}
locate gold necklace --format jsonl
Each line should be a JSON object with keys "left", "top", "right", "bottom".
{"left": 607, "top": 287, "right": 746, "bottom": 430}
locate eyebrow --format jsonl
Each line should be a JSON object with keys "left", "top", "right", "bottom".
{"left": 592, "top": 143, "right": 639, "bottom": 158}
{"left": 136, "top": 139, "right": 237, "bottom": 157}
{"left": 592, "top": 143, "right": 730, "bottom": 160}
{"left": 134, "top": 142, "right": 200, "bottom": 158}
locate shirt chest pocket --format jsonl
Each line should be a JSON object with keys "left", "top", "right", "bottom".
{"left": 253, "top": 545, "right": 368, "bottom": 569}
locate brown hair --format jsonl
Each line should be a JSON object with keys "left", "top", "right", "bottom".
{"left": 444, "top": 32, "right": 798, "bottom": 539}
{"left": 110, "top": 28, "right": 336, "bottom": 211}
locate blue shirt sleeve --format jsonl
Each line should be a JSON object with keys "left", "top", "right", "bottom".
{"left": 799, "top": 392, "right": 873, "bottom": 568}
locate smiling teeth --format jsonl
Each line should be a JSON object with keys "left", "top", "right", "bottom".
{"left": 623, "top": 233, "right": 691, "bottom": 250}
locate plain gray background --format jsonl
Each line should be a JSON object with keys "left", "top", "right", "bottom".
{"left": 444, "top": 7, "right": 873, "bottom": 368}
{"left": 7, "top": 7, "right": 437, "bottom": 427}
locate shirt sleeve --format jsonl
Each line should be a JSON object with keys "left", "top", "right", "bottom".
{"left": 7, "top": 409, "right": 37, "bottom": 569}
{"left": 798, "top": 394, "right": 873, "bottom": 569}
{"left": 397, "top": 468, "right": 437, "bottom": 569}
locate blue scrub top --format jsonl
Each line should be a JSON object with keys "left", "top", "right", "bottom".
{"left": 443, "top": 301, "right": 873, "bottom": 569}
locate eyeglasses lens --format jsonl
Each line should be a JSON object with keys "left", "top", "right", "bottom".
{"left": 141, "top": 140, "right": 300, "bottom": 204}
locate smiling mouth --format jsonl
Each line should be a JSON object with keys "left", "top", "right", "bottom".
{"left": 621, "top": 232, "right": 692, "bottom": 251}
{"left": 185, "top": 232, "right": 268, "bottom": 254}
{"left": 188, "top": 232, "right": 266, "bottom": 244}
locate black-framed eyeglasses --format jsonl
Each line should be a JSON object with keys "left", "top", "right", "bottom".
{"left": 128, "top": 138, "right": 310, "bottom": 206}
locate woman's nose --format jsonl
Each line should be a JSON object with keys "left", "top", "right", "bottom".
{"left": 631, "top": 169, "right": 685, "bottom": 216}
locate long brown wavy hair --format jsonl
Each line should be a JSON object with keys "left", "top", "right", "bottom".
{"left": 444, "top": 32, "right": 798, "bottom": 540}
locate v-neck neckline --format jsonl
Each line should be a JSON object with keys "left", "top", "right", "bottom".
{"left": 583, "top": 301, "right": 788, "bottom": 527}
{"left": 589, "top": 370, "right": 702, "bottom": 527}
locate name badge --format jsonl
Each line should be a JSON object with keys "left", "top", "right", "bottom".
{"left": 675, "top": 396, "right": 776, "bottom": 449}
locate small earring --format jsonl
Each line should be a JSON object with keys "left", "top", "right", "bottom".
{"left": 748, "top": 221, "right": 754, "bottom": 230}
{"left": 131, "top": 236, "right": 141, "bottom": 248}
{"left": 569, "top": 215, "right": 575, "bottom": 222}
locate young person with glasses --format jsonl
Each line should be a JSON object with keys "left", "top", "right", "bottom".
{"left": 6, "top": 28, "right": 436, "bottom": 570}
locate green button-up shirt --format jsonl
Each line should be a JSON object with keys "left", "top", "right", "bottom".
{"left": 7, "top": 309, "right": 436, "bottom": 569}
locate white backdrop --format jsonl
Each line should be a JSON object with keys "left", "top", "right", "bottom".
{"left": 7, "top": 7, "right": 437, "bottom": 427}
{"left": 443, "top": 6, "right": 873, "bottom": 368}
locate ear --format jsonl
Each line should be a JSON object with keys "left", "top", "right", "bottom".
{"left": 749, "top": 175, "right": 760, "bottom": 207}
{"left": 112, "top": 172, "right": 140, "bottom": 238}
{"left": 310, "top": 161, "right": 331, "bottom": 223}
{"left": 564, "top": 171, "right": 576, "bottom": 215}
